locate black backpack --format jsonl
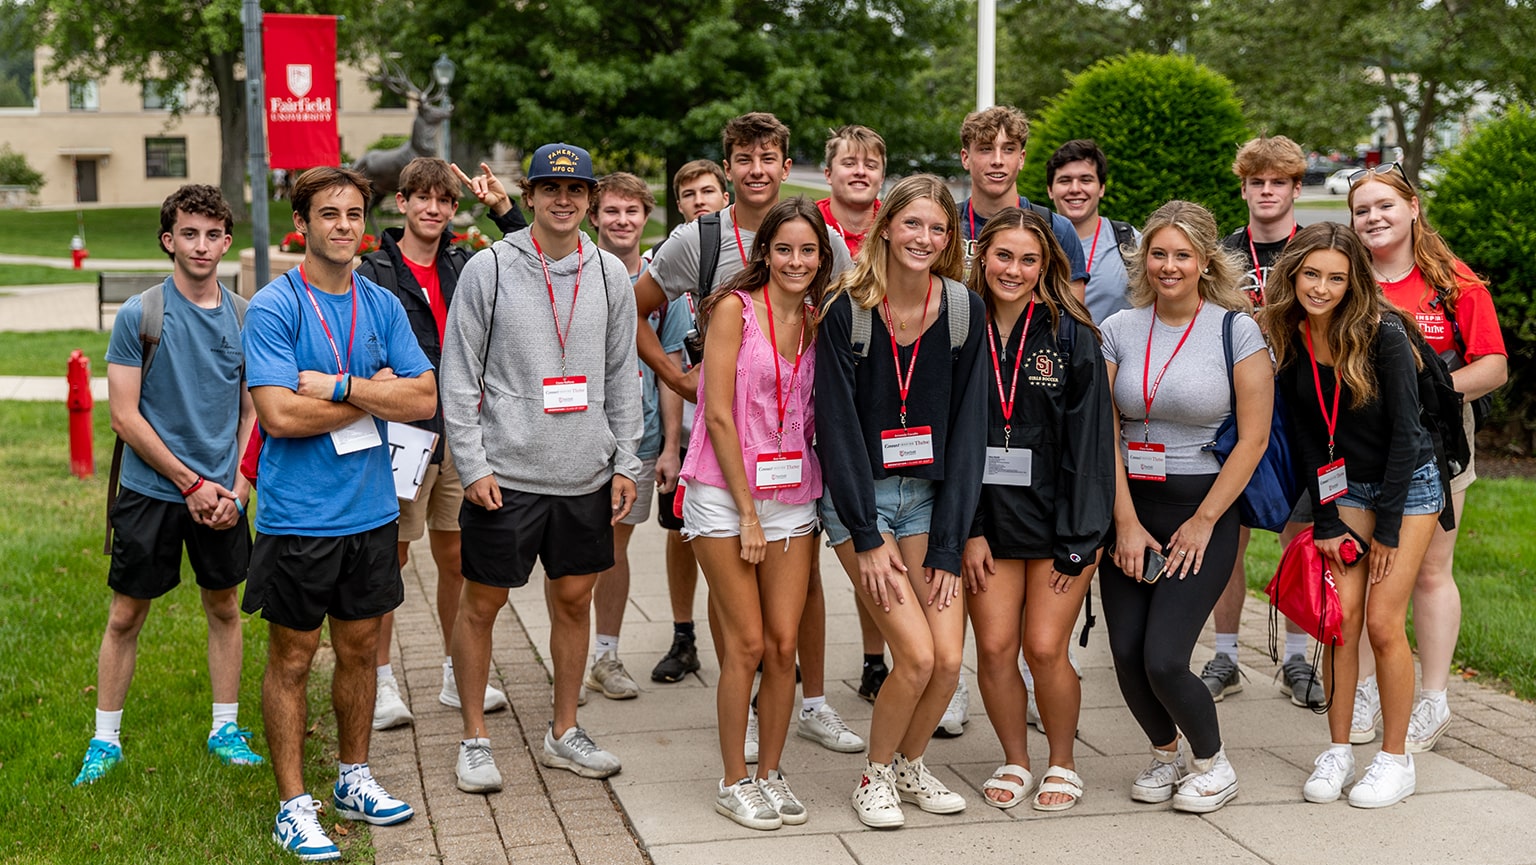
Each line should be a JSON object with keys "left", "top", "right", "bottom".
{"left": 1388, "top": 314, "right": 1467, "bottom": 532}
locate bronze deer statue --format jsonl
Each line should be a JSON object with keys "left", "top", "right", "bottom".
{"left": 351, "top": 60, "right": 454, "bottom": 226}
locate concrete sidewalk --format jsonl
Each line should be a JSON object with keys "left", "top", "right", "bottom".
{"left": 371, "top": 521, "right": 1536, "bottom": 865}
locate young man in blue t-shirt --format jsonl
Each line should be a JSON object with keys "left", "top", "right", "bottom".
{"left": 242, "top": 167, "right": 437, "bottom": 862}
{"left": 74, "top": 184, "right": 260, "bottom": 787}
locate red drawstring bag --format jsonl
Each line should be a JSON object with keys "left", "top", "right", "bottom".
{"left": 1266, "top": 525, "right": 1345, "bottom": 649}
{"left": 240, "top": 423, "right": 264, "bottom": 486}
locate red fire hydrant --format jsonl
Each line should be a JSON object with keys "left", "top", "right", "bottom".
{"left": 67, "top": 350, "right": 94, "bottom": 478}
{"left": 70, "top": 235, "right": 89, "bottom": 270}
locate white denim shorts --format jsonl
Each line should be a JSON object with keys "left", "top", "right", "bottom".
{"left": 680, "top": 480, "right": 818, "bottom": 543}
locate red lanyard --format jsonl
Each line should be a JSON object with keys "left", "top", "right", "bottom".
{"left": 1141, "top": 299, "right": 1203, "bottom": 440}
{"left": 967, "top": 196, "right": 1024, "bottom": 243}
{"left": 987, "top": 301, "right": 1035, "bottom": 449}
{"left": 881, "top": 275, "right": 934, "bottom": 428}
{"left": 1084, "top": 217, "right": 1102, "bottom": 277}
{"left": 298, "top": 264, "right": 357, "bottom": 375}
{"left": 1247, "top": 224, "right": 1297, "bottom": 296}
{"left": 531, "top": 234, "right": 583, "bottom": 372}
{"left": 762, "top": 287, "right": 807, "bottom": 450}
{"left": 730, "top": 208, "right": 750, "bottom": 267}
{"left": 1304, "top": 322, "right": 1343, "bottom": 461}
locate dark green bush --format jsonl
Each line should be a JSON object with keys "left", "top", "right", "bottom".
{"left": 1021, "top": 52, "right": 1249, "bottom": 232}
{"left": 0, "top": 143, "right": 44, "bottom": 193}
{"left": 1431, "top": 103, "right": 1536, "bottom": 433}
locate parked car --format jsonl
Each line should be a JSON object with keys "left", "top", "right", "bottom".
{"left": 1325, "top": 168, "right": 1354, "bottom": 195}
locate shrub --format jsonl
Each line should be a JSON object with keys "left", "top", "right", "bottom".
{"left": 1431, "top": 104, "right": 1536, "bottom": 434}
{"left": 0, "top": 143, "right": 44, "bottom": 193}
{"left": 1020, "top": 52, "right": 1249, "bottom": 232}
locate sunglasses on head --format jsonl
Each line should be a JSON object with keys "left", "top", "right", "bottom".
{"left": 1348, "top": 162, "right": 1409, "bottom": 187}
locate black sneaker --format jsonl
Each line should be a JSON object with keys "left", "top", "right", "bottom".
{"left": 859, "top": 663, "right": 889, "bottom": 703}
{"left": 651, "top": 633, "right": 700, "bottom": 683}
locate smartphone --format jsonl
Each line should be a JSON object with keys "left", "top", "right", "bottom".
{"left": 1142, "top": 549, "right": 1170, "bottom": 583}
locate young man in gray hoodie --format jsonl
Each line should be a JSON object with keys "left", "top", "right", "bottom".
{"left": 439, "top": 143, "right": 642, "bottom": 792}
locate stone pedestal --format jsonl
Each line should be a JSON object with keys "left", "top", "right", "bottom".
{"left": 239, "top": 246, "right": 306, "bottom": 298}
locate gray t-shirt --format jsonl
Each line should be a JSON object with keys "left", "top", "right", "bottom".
{"left": 1083, "top": 218, "right": 1139, "bottom": 325}
{"left": 1100, "top": 302, "right": 1267, "bottom": 474}
{"left": 646, "top": 204, "right": 854, "bottom": 302}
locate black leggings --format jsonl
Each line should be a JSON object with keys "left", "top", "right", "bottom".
{"left": 1100, "top": 473, "right": 1239, "bottom": 760}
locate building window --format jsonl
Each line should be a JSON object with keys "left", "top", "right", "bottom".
{"left": 68, "top": 79, "right": 98, "bottom": 111}
{"left": 145, "top": 137, "right": 187, "bottom": 178}
{"left": 141, "top": 79, "right": 186, "bottom": 111}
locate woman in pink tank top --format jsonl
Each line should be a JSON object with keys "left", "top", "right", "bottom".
{"left": 678, "top": 198, "right": 832, "bottom": 831}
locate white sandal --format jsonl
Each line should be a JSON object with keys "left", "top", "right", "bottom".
{"left": 981, "top": 763, "right": 1033, "bottom": 810}
{"left": 1032, "top": 765, "right": 1084, "bottom": 812}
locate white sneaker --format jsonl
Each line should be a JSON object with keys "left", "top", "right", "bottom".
{"left": 716, "top": 777, "right": 781, "bottom": 830}
{"left": 851, "top": 761, "right": 904, "bottom": 829}
{"left": 935, "top": 675, "right": 968, "bottom": 737}
{"left": 1302, "top": 747, "right": 1356, "bottom": 803}
{"left": 744, "top": 705, "right": 759, "bottom": 764}
{"left": 797, "top": 704, "right": 865, "bottom": 753}
{"left": 1405, "top": 695, "right": 1451, "bottom": 753}
{"left": 372, "top": 675, "right": 413, "bottom": 731}
{"left": 1131, "top": 742, "right": 1187, "bottom": 803}
{"left": 1348, "top": 751, "right": 1415, "bottom": 808}
{"left": 756, "top": 770, "right": 808, "bottom": 825}
{"left": 455, "top": 739, "right": 503, "bottom": 793}
{"left": 892, "top": 752, "right": 966, "bottom": 814}
{"left": 1350, "top": 678, "right": 1382, "bottom": 744}
{"left": 439, "top": 661, "right": 511, "bottom": 713}
{"left": 540, "top": 723, "right": 621, "bottom": 779}
{"left": 1171, "top": 748, "right": 1237, "bottom": 813}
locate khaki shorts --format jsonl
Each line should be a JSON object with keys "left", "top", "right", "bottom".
{"left": 399, "top": 447, "right": 463, "bottom": 541}
{"left": 618, "top": 456, "right": 658, "bottom": 526}
{"left": 1450, "top": 402, "right": 1477, "bottom": 496}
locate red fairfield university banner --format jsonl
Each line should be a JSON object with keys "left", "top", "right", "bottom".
{"left": 263, "top": 14, "right": 338, "bottom": 169}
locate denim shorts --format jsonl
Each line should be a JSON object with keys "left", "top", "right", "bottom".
{"left": 1336, "top": 459, "right": 1444, "bottom": 514}
{"left": 819, "top": 476, "right": 936, "bottom": 547}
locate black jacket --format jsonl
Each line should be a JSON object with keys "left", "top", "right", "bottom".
{"left": 356, "top": 206, "right": 526, "bottom": 460}
{"left": 968, "top": 310, "right": 1115, "bottom": 576}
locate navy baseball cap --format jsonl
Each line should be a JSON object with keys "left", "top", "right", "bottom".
{"left": 526, "top": 143, "right": 595, "bottom": 184}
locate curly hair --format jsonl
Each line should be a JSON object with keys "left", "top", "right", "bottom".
{"left": 1125, "top": 200, "right": 1250, "bottom": 312}
{"left": 960, "top": 105, "right": 1029, "bottom": 151}
{"left": 1232, "top": 134, "right": 1306, "bottom": 182}
{"left": 722, "top": 112, "right": 790, "bottom": 162}
{"left": 158, "top": 184, "right": 234, "bottom": 258}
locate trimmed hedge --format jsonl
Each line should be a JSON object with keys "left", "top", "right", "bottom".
{"left": 1431, "top": 104, "right": 1536, "bottom": 432}
{"left": 1021, "top": 52, "right": 1249, "bottom": 232}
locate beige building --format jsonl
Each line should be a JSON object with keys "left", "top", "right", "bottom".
{"left": 1, "top": 47, "right": 416, "bottom": 207}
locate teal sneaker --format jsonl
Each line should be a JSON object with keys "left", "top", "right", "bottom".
{"left": 72, "top": 738, "right": 122, "bottom": 786}
{"left": 273, "top": 798, "right": 340, "bottom": 862}
{"left": 208, "top": 722, "right": 265, "bottom": 766}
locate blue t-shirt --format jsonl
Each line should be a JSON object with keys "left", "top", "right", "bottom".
{"left": 960, "top": 196, "right": 1089, "bottom": 284}
{"left": 105, "top": 277, "right": 245, "bottom": 502}
{"left": 243, "top": 268, "right": 433, "bottom": 537}
{"left": 657, "top": 294, "right": 696, "bottom": 437}
{"left": 635, "top": 267, "right": 664, "bottom": 461}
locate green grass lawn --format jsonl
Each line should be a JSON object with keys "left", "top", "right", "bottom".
{"left": 0, "top": 264, "right": 100, "bottom": 287}
{"left": 0, "top": 330, "right": 111, "bottom": 377}
{"left": 1242, "top": 478, "right": 1536, "bottom": 700}
{"left": 0, "top": 402, "right": 372, "bottom": 863}
{"left": 0, "top": 206, "right": 299, "bottom": 262}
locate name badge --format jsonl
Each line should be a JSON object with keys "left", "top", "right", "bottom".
{"left": 1317, "top": 458, "right": 1348, "bottom": 504}
{"left": 755, "top": 452, "right": 804, "bottom": 490}
{"left": 983, "top": 446, "right": 1032, "bottom": 486}
{"left": 543, "top": 376, "right": 589, "bottom": 413}
{"left": 331, "top": 414, "right": 383, "bottom": 455}
{"left": 881, "top": 426, "right": 935, "bottom": 468}
{"left": 1126, "top": 441, "right": 1167, "bottom": 481}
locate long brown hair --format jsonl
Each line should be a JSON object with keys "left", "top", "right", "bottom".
{"left": 1259, "top": 222, "right": 1420, "bottom": 408}
{"left": 964, "top": 206, "right": 1099, "bottom": 343}
{"left": 1126, "top": 200, "right": 1249, "bottom": 312}
{"left": 823, "top": 174, "right": 963, "bottom": 314}
{"left": 1347, "top": 172, "right": 1487, "bottom": 308}
{"left": 699, "top": 197, "right": 833, "bottom": 345}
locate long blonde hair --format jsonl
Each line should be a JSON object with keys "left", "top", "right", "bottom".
{"left": 824, "top": 174, "right": 963, "bottom": 313}
{"left": 1126, "top": 200, "right": 1250, "bottom": 312}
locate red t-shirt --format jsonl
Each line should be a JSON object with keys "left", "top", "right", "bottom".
{"left": 817, "top": 197, "right": 879, "bottom": 258}
{"left": 402, "top": 256, "right": 447, "bottom": 345}
{"left": 1380, "top": 259, "right": 1505, "bottom": 361}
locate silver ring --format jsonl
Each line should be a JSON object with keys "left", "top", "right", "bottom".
{"left": 1178, "top": 551, "right": 1187, "bottom": 557}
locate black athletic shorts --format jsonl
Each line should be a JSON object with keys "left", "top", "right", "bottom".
{"left": 242, "top": 522, "right": 402, "bottom": 631}
{"left": 107, "top": 488, "right": 251, "bottom": 600}
{"left": 460, "top": 482, "right": 615, "bottom": 588}
{"left": 657, "top": 447, "right": 686, "bottom": 532}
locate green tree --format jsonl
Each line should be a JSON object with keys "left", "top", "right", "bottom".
{"left": 20, "top": 0, "right": 367, "bottom": 220}
{"left": 366, "top": 0, "right": 961, "bottom": 226}
{"left": 1430, "top": 104, "right": 1536, "bottom": 428}
{"left": 1021, "top": 52, "right": 1249, "bottom": 230}
{"left": 0, "top": 143, "right": 45, "bottom": 193}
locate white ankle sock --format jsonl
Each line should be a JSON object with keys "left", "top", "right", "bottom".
{"left": 801, "top": 695, "right": 826, "bottom": 714}
{"left": 95, "top": 709, "right": 123, "bottom": 747}
{"left": 377, "top": 664, "right": 394, "bottom": 681}
{"left": 1420, "top": 688, "right": 1448, "bottom": 708}
{"left": 1385, "top": 752, "right": 1411, "bottom": 767}
{"left": 461, "top": 737, "right": 490, "bottom": 747}
{"left": 594, "top": 634, "right": 619, "bottom": 658}
{"left": 282, "top": 793, "right": 315, "bottom": 812}
{"left": 1214, "top": 634, "right": 1239, "bottom": 659}
{"left": 1362, "top": 674, "right": 1377, "bottom": 690}
{"left": 211, "top": 702, "right": 238, "bottom": 737}
{"left": 1284, "top": 631, "right": 1310, "bottom": 658}
{"left": 1329, "top": 742, "right": 1351, "bottom": 755}
{"left": 338, "top": 761, "right": 370, "bottom": 783}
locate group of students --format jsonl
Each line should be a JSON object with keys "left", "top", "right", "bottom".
{"left": 74, "top": 101, "right": 1506, "bottom": 861}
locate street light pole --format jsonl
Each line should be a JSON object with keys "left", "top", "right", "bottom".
{"left": 977, "top": 0, "right": 995, "bottom": 110}
{"left": 432, "top": 53, "right": 456, "bottom": 163}
{"left": 241, "top": 0, "right": 270, "bottom": 291}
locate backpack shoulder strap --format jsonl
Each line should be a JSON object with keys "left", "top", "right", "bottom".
{"left": 850, "top": 298, "right": 873, "bottom": 359}
{"left": 138, "top": 283, "right": 165, "bottom": 376}
{"left": 1056, "top": 311, "right": 1076, "bottom": 356}
{"left": 223, "top": 286, "right": 249, "bottom": 327}
{"left": 1029, "top": 201, "right": 1052, "bottom": 222}
{"left": 1109, "top": 219, "right": 1136, "bottom": 264}
{"left": 1222, "top": 309, "right": 1238, "bottom": 412}
{"left": 696, "top": 213, "right": 723, "bottom": 301}
{"left": 943, "top": 277, "right": 969, "bottom": 353}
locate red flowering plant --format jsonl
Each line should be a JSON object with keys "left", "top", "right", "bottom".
{"left": 279, "top": 231, "right": 305, "bottom": 253}
{"left": 359, "top": 234, "right": 380, "bottom": 254}
{"left": 452, "top": 226, "right": 491, "bottom": 252}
